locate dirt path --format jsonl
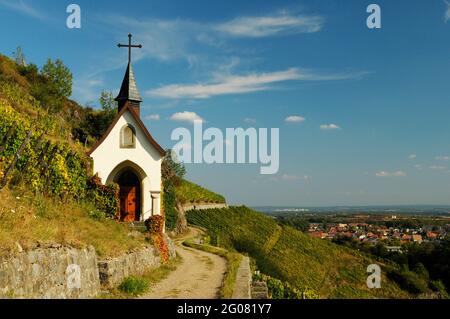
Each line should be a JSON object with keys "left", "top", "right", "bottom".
{"left": 141, "top": 228, "right": 227, "bottom": 299}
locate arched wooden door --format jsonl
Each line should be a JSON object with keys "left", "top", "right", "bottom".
{"left": 117, "top": 170, "right": 141, "bottom": 222}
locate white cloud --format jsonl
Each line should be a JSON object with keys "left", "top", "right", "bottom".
{"left": 376, "top": 171, "right": 407, "bottom": 177}
{"left": 106, "top": 16, "right": 203, "bottom": 62}
{"left": 104, "top": 17, "right": 241, "bottom": 64}
{"left": 414, "top": 164, "right": 423, "bottom": 170}
{"left": 270, "top": 174, "right": 311, "bottom": 182}
{"left": 148, "top": 68, "right": 364, "bottom": 99}
{"left": 0, "top": 0, "right": 46, "bottom": 20}
{"left": 149, "top": 68, "right": 299, "bottom": 99}
{"left": 320, "top": 124, "right": 341, "bottom": 130}
{"left": 429, "top": 165, "right": 446, "bottom": 170}
{"left": 445, "top": 0, "right": 450, "bottom": 22}
{"left": 435, "top": 156, "right": 450, "bottom": 161}
{"left": 216, "top": 12, "right": 324, "bottom": 38}
{"left": 244, "top": 118, "right": 257, "bottom": 124}
{"left": 86, "top": 79, "right": 103, "bottom": 87}
{"left": 409, "top": 154, "right": 417, "bottom": 159}
{"left": 145, "top": 114, "right": 160, "bottom": 121}
{"left": 170, "top": 111, "right": 204, "bottom": 123}
{"left": 285, "top": 116, "right": 306, "bottom": 123}
{"left": 106, "top": 11, "right": 324, "bottom": 65}
{"left": 87, "top": 13, "right": 366, "bottom": 105}
{"left": 282, "top": 174, "right": 301, "bottom": 181}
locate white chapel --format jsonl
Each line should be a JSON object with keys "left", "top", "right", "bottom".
{"left": 88, "top": 34, "right": 165, "bottom": 222}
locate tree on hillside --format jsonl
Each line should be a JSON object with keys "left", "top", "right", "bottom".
{"left": 41, "top": 58, "right": 73, "bottom": 98}
{"left": 162, "top": 150, "right": 186, "bottom": 187}
{"left": 161, "top": 150, "right": 186, "bottom": 231}
{"left": 71, "top": 91, "right": 120, "bottom": 145}
{"left": 84, "top": 91, "right": 118, "bottom": 139}
{"left": 99, "top": 91, "right": 117, "bottom": 112}
{"left": 12, "top": 46, "right": 27, "bottom": 67}
{"left": 99, "top": 90, "right": 117, "bottom": 122}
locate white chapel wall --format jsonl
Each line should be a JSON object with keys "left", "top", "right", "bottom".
{"left": 90, "top": 111, "right": 163, "bottom": 219}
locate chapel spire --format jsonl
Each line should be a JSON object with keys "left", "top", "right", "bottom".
{"left": 115, "top": 34, "right": 143, "bottom": 115}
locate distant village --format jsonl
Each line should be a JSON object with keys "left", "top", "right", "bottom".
{"left": 307, "top": 214, "right": 449, "bottom": 252}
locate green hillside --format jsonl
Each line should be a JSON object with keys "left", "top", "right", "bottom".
{"left": 0, "top": 53, "right": 149, "bottom": 257}
{"left": 187, "top": 206, "right": 413, "bottom": 299}
{"left": 176, "top": 180, "right": 226, "bottom": 204}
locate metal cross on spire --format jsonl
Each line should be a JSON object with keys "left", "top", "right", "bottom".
{"left": 117, "top": 33, "right": 142, "bottom": 64}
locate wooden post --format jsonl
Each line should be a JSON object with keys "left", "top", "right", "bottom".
{"left": 36, "top": 140, "right": 50, "bottom": 169}
{"left": 0, "top": 130, "right": 33, "bottom": 189}
{"left": 0, "top": 124, "right": 16, "bottom": 154}
{"left": 17, "top": 133, "right": 45, "bottom": 183}
{"left": 39, "top": 144, "right": 59, "bottom": 192}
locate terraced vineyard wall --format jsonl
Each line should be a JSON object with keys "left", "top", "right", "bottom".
{"left": 0, "top": 245, "right": 100, "bottom": 299}
{"left": 0, "top": 238, "right": 176, "bottom": 299}
{"left": 176, "top": 180, "right": 226, "bottom": 205}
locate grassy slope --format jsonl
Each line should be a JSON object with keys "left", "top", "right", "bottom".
{"left": 0, "top": 54, "right": 149, "bottom": 258}
{"left": 175, "top": 180, "right": 226, "bottom": 204}
{"left": 0, "top": 188, "right": 147, "bottom": 259}
{"left": 187, "top": 206, "right": 412, "bottom": 299}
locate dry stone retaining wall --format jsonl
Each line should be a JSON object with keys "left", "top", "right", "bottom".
{"left": 182, "top": 203, "right": 228, "bottom": 212}
{"left": 0, "top": 245, "right": 100, "bottom": 299}
{"left": 98, "top": 246, "right": 161, "bottom": 288}
{"left": 0, "top": 236, "right": 176, "bottom": 299}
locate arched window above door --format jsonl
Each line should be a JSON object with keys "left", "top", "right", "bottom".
{"left": 120, "top": 124, "right": 136, "bottom": 148}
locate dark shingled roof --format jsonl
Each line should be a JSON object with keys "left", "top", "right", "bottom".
{"left": 115, "top": 63, "right": 142, "bottom": 102}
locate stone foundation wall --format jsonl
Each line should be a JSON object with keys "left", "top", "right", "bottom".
{"left": 0, "top": 237, "right": 176, "bottom": 298}
{"left": 182, "top": 203, "right": 228, "bottom": 212}
{"left": 0, "top": 245, "right": 100, "bottom": 299}
{"left": 98, "top": 246, "right": 161, "bottom": 288}
{"left": 97, "top": 235, "right": 176, "bottom": 288}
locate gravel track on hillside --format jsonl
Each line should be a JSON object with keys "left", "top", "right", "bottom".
{"left": 141, "top": 228, "right": 227, "bottom": 299}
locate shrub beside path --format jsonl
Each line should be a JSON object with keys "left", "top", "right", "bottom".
{"left": 141, "top": 228, "right": 227, "bottom": 299}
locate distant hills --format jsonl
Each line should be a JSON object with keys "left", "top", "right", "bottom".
{"left": 255, "top": 206, "right": 450, "bottom": 215}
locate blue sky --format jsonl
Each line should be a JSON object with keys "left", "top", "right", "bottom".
{"left": 1, "top": 0, "right": 450, "bottom": 206}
